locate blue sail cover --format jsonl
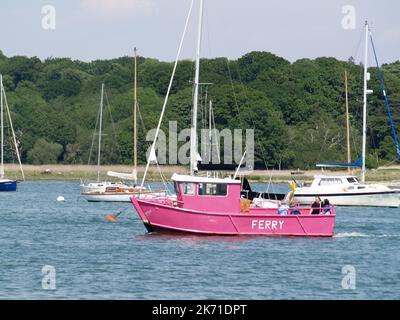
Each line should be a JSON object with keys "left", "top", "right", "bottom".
{"left": 316, "top": 156, "right": 362, "bottom": 168}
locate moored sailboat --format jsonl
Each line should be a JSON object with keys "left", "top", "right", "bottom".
{"left": 81, "top": 49, "right": 165, "bottom": 202}
{"left": 0, "top": 74, "right": 24, "bottom": 191}
{"left": 80, "top": 82, "right": 132, "bottom": 199}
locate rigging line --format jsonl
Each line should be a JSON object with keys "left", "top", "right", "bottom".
{"left": 136, "top": 101, "right": 152, "bottom": 164}
{"left": 199, "top": 86, "right": 205, "bottom": 130}
{"left": 352, "top": 28, "right": 364, "bottom": 63}
{"left": 104, "top": 89, "right": 124, "bottom": 162}
{"left": 211, "top": 103, "right": 220, "bottom": 161}
{"left": 155, "top": 161, "right": 171, "bottom": 193}
{"left": 370, "top": 33, "right": 400, "bottom": 160}
{"left": 141, "top": 0, "right": 195, "bottom": 187}
{"left": 2, "top": 84, "right": 24, "bottom": 180}
{"left": 315, "top": 84, "right": 345, "bottom": 163}
{"left": 227, "top": 59, "right": 270, "bottom": 169}
{"left": 345, "top": 72, "right": 361, "bottom": 158}
{"left": 136, "top": 102, "right": 147, "bottom": 133}
{"left": 87, "top": 93, "right": 101, "bottom": 166}
{"left": 235, "top": 64, "right": 271, "bottom": 169}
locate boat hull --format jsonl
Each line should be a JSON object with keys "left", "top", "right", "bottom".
{"left": 82, "top": 193, "right": 133, "bottom": 202}
{"left": 82, "top": 191, "right": 166, "bottom": 202}
{"left": 0, "top": 179, "right": 17, "bottom": 192}
{"left": 131, "top": 198, "right": 335, "bottom": 237}
{"left": 294, "top": 191, "right": 399, "bottom": 207}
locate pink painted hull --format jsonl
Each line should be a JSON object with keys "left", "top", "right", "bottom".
{"left": 131, "top": 198, "right": 336, "bottom": 237}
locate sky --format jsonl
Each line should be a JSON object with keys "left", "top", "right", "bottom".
{"left": 0, "top": 0, "right": 399, "bottom": 64}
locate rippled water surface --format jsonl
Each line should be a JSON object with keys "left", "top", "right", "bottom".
{"left": 0, "top": 181, "right": 399, "bottom": 299}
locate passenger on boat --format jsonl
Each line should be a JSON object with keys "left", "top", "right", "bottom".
{"left": 310, "top": 196, "right": 322, "bottom": 215}
{"left": 322, "top": 199, "right": 331, "bottom": 215}
{"left": 278, "top": 203, "right": 289, "bottom": 215}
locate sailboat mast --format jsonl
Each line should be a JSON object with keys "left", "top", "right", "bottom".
{"left": 97, "top": 83, "right": 104, "bottom": 182}
{"left": 345, "top": 70, "right": 351, "bottom": 173}
{"left": 133, "top": 48, "right": 138, "bottom": 178}
{"left": 209, "top": 100, "right": 212, "bottom": 144}
{"left": 361, "top": 21, "right": 369, "bottom": 184}
{"left": 190, "top": 0, "right": 204, "bottom": 176}
{"left": 0, "top": 74, "right": 3, "bottom": 179}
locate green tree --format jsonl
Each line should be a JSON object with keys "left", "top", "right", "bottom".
{"left": 27, "top": 138, "right": 63, "bottom": 164}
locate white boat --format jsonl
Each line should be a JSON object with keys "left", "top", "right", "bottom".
{"left": 0, "top": 74, "right": 24, "bottom": 191}
{"left": 80, "top": 180, "right": 129, "bottom": 193}
{"left": 82, "top": 185, "right": 167, "bottom": 202}
{"left": 293, "top": 175, "right": 399, "bottom": 207}
{"left": 292, "top": 22, "right": 400, "bottom": 208}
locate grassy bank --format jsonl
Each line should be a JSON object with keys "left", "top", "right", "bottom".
{"left": 3, "top": 164, "right": 400, "bottom": 185}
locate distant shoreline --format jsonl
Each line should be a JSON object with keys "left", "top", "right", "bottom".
{"left": 3, "top": 164, "right": 400, "bottom": 185}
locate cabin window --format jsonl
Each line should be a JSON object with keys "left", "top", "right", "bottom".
{"left": 181, "top": 183, "right": 195, "bottom": 195}
{"left": 319, "top": 178, "right": 342, "bottom": 186}
{"left": 198, "top": 183, "right": 227, "bottom": 196}
{"left": 347, "top": 177, "right": 357, "bottom": 183}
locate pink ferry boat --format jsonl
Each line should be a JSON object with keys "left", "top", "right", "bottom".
{"left": 131, "top": 174, "right": 336, "bottom": 237}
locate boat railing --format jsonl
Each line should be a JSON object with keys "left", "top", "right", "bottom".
{"left": 275, "top": 205, "right": 335, "bottom": 216}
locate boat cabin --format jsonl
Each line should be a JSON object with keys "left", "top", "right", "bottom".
{"left": 171, "top": 173, "right": 242, "bottom": 213}
{"left": 309, "top": 175, "right": 360, "bottom": 188}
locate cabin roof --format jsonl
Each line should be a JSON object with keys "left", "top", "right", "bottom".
{"left": 313, "top": 175, "right": 358, "bottom": 180}
{"left": 171, "top": 173, "right": 241, "bottom": 184}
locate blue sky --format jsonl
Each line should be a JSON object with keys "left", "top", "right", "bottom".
{"left": 0, "top": 0, "right": 399, "bottom": 64}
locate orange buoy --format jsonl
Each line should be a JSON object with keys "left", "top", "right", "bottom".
{"left": 104, "top": 214, "right": 117, "bottom": 222}
{"left": 104, "top": 208, "right": 128, "bottom": 222}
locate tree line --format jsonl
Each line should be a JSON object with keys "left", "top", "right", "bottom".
{"left": 0, "top": 49, "right": 399, "bottom": 169}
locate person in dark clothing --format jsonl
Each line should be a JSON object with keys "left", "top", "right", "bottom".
{"left": 322, "top": 198, "right": 331, "bottom": 214}
{"left": 310, "top": 196, "right": 322, "bottom": 215}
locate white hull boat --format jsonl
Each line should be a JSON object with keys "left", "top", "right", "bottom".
{"left": 81, "top": 188, "right": 169, "bottom": 202}
{"left": 293, "top": 175, "right": 399, "bottom": 207}
{"left": 80, "top": 180, "right": 128, "bottom": 194}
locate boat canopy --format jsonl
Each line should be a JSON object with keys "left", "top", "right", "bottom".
{"left": 316, "top": 156, "right": 362, "bottom": 168}
{"left": 171, "top": 173, "right": 241, "bottom": 184}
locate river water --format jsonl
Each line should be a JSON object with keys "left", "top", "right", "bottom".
{"left": 0, "top": 181, "right": 399, "bottom": 299}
